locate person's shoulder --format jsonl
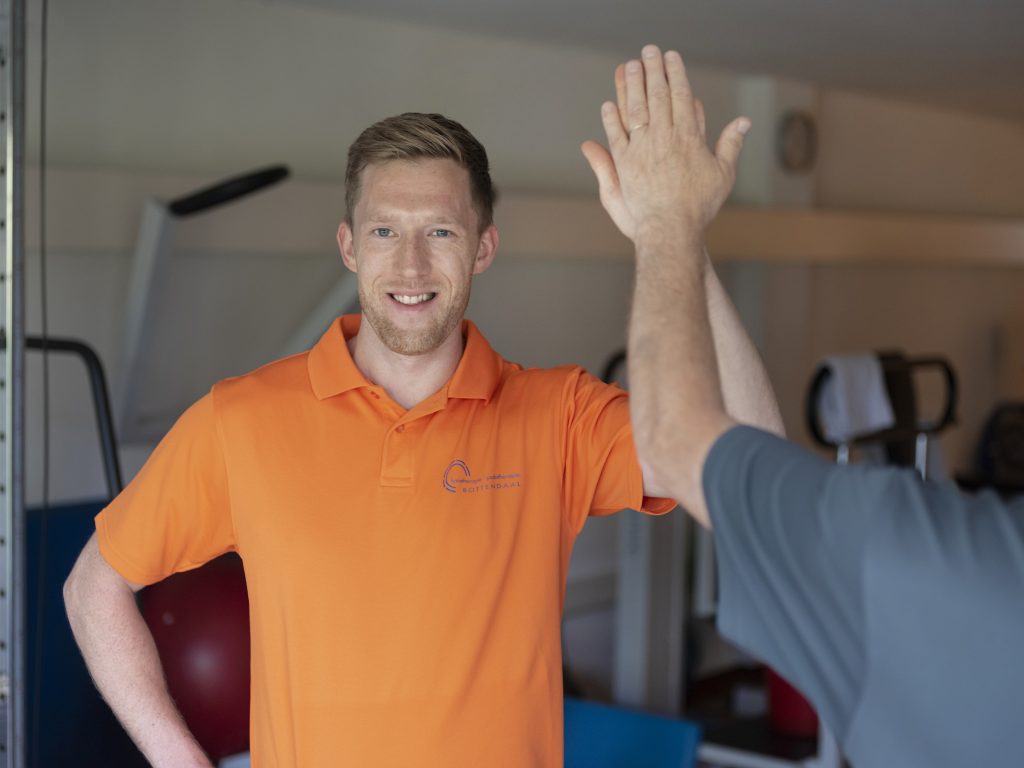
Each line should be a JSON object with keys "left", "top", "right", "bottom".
{"left": 210, "top": 350, "right": 313, "bottom": 408}
{"left": 499, "top": 362, "right": 595, "bottom": 397}
{"left": 494, "top": 364, "right": 626, "bottom": 422}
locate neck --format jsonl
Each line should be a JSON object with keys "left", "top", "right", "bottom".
{"left": 348, "top": 317, "right": 465, "bottom": 410}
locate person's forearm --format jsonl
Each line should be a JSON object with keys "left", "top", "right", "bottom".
{"left": 629, "top": 222, "right": 733, "bottom": 525}
{"left": 703, "top": 252, "right": 784, "bottom": 436}
{"left": 64, "top": 547, "right": 212, "bottom": 768}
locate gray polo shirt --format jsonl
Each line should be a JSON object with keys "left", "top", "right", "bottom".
{"left": 704, "top": 426, "right": 1024, "bottom": 767}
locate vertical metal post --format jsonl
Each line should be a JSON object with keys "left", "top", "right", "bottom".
{"left": 613, "top": 508, "right": 689, "bottom": 715}
{"left": 613, "top": 510, "right": 651, "bottom": 707}
{"left": 836, "top": 443, "right": 850, "bottom": 466}
{"left": 914, "top": 433, "right": 929, "bottom": 480}
{"left": 0, "top": 0, "right": 25, "bottom": 765}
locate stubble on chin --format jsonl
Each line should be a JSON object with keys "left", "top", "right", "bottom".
{"left": 360, "top": 289, "right": 469, "bottom": 357}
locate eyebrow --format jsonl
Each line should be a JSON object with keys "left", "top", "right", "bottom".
{"left": 363, "top": 211, "right": 464, "bottom": 226}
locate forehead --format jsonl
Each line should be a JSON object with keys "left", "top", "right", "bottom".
{"left": 356, "top": 158, "right": 475, "bottom": 222}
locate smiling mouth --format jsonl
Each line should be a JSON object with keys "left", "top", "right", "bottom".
{"left": 389, "top": 292, "right": 437, "bottom": 306}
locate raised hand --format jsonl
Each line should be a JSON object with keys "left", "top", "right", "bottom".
{"left": 581, "top": 45, "right": 750, "bottom": 244}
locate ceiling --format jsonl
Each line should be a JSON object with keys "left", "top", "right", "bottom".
{"left": 266, "top": 0, "right": 1024, "bottom": 123}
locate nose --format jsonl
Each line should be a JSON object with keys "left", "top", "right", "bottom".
{"left": 395, "top": 234, "right": 431, "bottom": 279}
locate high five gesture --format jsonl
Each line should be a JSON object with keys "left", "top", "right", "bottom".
{"left": 585, "top": 46, "right": 779, "bottom": 524}
{"left": 581, "top": 45, "right": 750, "bottom": 243}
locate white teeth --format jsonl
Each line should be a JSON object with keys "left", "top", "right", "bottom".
{"left": 391, "top": 293, "right": 435, "bottom": 305}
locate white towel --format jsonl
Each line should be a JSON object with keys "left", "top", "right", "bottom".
{"left": 819, "top": 354, "right": 896, "bottom": 443}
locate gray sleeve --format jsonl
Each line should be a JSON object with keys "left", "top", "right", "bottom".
{"left": 702, "top": 426, "right": 872, "bottom": 741}
{"left": 704, "top": 426, "right": 1024, "bottom": 764}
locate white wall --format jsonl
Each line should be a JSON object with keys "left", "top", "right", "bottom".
{"left": 35, "top": 0, "right": 1024, "bottom": 215}
{"left": 817, "top": 89, "right": 1024, "bottom": 217}
{"left": 34, "top": 0, "right": 743, "bottom": 197}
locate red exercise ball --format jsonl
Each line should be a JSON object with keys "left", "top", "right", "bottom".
{"left": 141, "top": 553, "right": 251, "bottom": 762}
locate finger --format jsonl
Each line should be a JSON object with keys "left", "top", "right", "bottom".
{"left": 714, "top": 116, "right": 752, "bottom": 175}
{"left": 640, "top": 45, "right": 670, "bottom": 128}
{"left": 694, "top": 98, "right": 707, "bottom": 143}
{"left": 614, "top": 63, "right": 628, "bottom": 127}
{"left": 582, "top": 140, "right": 634, "bottom": 239}
{"left": 664, "top": 49, "right": 698, "bottom": 133}
{"left": 623, "top": 59, "right": 650, "bottom": 134}
{"left": 599, "top": 100, "right": 628, "bottom": 155}
{"left": 580, "top": 140, "right": 621, "bottom": 202}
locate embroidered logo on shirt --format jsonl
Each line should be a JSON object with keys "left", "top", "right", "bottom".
{"left": 443, "top": 459, "right": 522, "bottom": 493}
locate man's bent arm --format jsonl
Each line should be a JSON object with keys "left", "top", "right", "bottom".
{"left": 703, "top": 252, "right": 783, "bottom": 437}
{"left": 64, "top": 534, "right": 213, "bottom": 768}
{"left": 582, "top": 46, "right": 750, "bottom": 521}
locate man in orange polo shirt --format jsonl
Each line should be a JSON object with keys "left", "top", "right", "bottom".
{"left": 64, "top": 108, "right": 780, "bottom": 766}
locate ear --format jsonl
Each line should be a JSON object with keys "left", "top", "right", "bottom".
{"left": 472, "top": 225, "right": 499, "bottom": 275}
{"left": 338, "top": 221, "right": 357, "bottom": 273}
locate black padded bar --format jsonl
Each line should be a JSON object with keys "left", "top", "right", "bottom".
{"left": 7, "top": 333, "right": 124, "bottom": 498}
{"left": 168, "top": 165, "right": 290, "bottom": 218}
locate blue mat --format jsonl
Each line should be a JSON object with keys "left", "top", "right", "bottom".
{"left": 565, "top": 697, "right": 701, "bottom": 768}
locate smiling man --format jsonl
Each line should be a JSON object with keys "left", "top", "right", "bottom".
{"left": 63, "top": 111, "right": 780, "bottom": 767}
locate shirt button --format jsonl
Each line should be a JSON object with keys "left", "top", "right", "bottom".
{"left": 395, "top": 424, "right": 406, "bottom": 433}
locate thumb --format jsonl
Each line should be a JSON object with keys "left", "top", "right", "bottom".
{"left": 580, "top": 140, "right": 620, "bottom": 202}
{"left": 714, "top": 117, "right": 751, "bottom": 175}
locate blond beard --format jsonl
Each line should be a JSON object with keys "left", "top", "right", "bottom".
{"left": 359, "top": 284, "right": 471, "bottom": 356}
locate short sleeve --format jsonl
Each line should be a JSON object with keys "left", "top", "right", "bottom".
{"left": 95, "top": 390, "right": 235, "bottom": 586}
{"left": 561, "top": 368, "right": 676, "bottom": 533}
{"left": 703, "top": 425, "right": 870, "bottom": 741}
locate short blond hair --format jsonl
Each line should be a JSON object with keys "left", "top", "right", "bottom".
{"left": 345, "top": 113, "right": 496, "bottom": 231}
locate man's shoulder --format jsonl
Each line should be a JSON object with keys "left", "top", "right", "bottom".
{"left": 493, "top": 363, "right": 625, "bottom": 419}
{"left": 210, "top": 350, "right": 313, "bottom": 408}
{"left": 497, "top": 362, "right": 594, "bottom": 395}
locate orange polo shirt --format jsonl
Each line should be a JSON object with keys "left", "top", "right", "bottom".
{"left": 96, "top": 315, "right": 675, "bottom": 767}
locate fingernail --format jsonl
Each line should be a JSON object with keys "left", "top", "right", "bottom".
{"left": 737, "top": 118, "right": 752, "bottom": 135}
{"left": 642, "top": 45, "right": 659, "bottom": 58}
{"left": 627, "top": 60, "right": 642, "bottom": 73}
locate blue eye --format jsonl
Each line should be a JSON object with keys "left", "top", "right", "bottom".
{"left": 372, "top": 227, "right": 393, "bottom": 238}
{"left": 433, "top": 229, "right": 452, "bottom": 238}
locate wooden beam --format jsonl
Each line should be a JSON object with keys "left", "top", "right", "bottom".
{"left": 496, "top": 197, "right": 1024, "bottom": 267}
{"left": 36, "top": 167, "right": 1024, "bottom": 268}
{"left": 709, "top": 207, "right": 1024, "bottom": 266}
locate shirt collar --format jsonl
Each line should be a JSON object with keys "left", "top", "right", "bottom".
{"left": 307, "top": 315, "right": 369, "bottom": 400}
{"left": 307, "top": 314, "right": 503, "bottom": 403}
{"left": 448, "top": 319, "right": 503, "bottom": 402}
